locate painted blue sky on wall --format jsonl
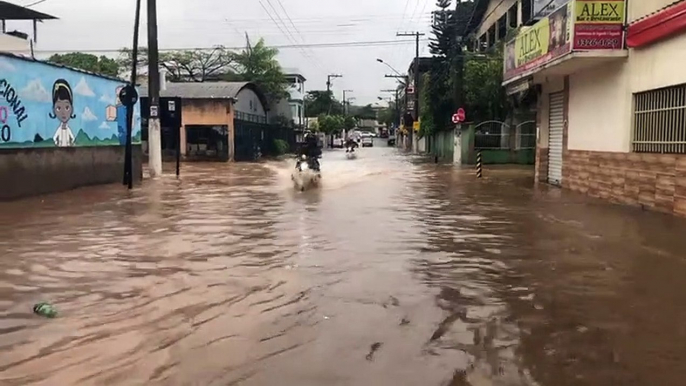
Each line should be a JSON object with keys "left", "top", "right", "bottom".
{"left": 0, "top": 54, "right": 141, "bottom": 148}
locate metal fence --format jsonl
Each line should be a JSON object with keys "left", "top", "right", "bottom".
{"left": 474, "top": 121, "right": 511, "bottom": 149}
{"left": 515, "top": 120, "right": 536, "bottom": 149}
{"left": 234, "top": 119, "right": 295, "bottom": 161}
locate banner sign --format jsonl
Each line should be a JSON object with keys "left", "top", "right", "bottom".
{"left": 504, "top": 2, "right": 573, "bottom": 81}
{"left": 504, "top": 0, "right": 626, "bottom": 82}
{"left": 573, "top": 0, "right": 626, "bottom": 49}
{"left": 533, "top": 0, "right": 569, "bottom": 19}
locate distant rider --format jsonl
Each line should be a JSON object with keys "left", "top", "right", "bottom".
{"left": 345, "top": 137, "right": 359, "bottom": 152}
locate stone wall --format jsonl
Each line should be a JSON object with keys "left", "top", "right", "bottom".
{"left": 0, "top": 146, "right": 142, "bottom": 201}
{"left": 562, "top": 151, "right": 686, "bottom": 216}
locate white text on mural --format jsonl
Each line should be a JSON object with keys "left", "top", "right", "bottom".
{"left": 0, "top": 79, "right": 29, "bottom": 142}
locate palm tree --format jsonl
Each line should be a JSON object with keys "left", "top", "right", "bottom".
{"left": 228, "top": 34, "right": 288, "bottom": 103}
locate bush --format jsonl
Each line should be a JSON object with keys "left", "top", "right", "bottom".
{"left": 273, "top": 139, "right": 290, "bottom": 155}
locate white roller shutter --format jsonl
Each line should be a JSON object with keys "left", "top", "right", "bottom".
{"left": 547, "top": 92, "right": 564, "bottom": 186}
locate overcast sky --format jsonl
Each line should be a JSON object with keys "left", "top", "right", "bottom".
{"left": 7, "top": 0, "right": 434, "bottom": 105}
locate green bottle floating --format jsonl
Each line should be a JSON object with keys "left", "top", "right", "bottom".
{"left": 33, "top": 302, "right": 57, "bottom": 318}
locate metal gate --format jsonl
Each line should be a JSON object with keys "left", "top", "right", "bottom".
{"left": 234, "top": 119, "right": 295, "bottom": 162}
{"left": 548, "top": 92, "right": 565, "bottom": 185}
{"left": 234, "top": 119, "right": 267, "bottom": 161}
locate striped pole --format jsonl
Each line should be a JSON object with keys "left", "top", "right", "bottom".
{"left": 476, "top": 151, "right": 482, "bottom": 178}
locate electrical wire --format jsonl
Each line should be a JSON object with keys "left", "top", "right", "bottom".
{"left": 33, "top": 39, "right": 430, "bottom": 54}
{"left": 23, "top": 0, "right": 48, "bottom": 7}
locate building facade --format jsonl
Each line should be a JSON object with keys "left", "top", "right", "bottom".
{"left": 140, "top": 82, "right": 270, "bottom": 162}
{"left": 284, "top": 70, "right": 306, "bottom": 128}
{"left": 0, "top": 53, "right": 142, "bottom": 200}
{"left": 502, "top": 0, "right": 686, "bottom": 216}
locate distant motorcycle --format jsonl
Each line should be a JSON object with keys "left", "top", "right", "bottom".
{"left": 292, "top": 154, "right": 321, "bottom": 191}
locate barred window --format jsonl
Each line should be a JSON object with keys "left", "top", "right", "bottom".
{"left": 632, "top": 84, "right": 686, "bottom": 153}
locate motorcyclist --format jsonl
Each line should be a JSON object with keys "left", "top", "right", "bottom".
{"left": 345, "top": 137, "right": 359, "bottom": 153}
{"left": 298, "top": 131, "right": 322, "bottom": 170}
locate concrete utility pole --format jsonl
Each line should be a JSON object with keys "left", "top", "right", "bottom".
{"left": 397, "top": 31, "right": 424, "bottom": 152}
{"left": 147, "top": 0, "right": 163, "bottom": 178}
{"left": 342, "top": 90, "right": 353, "bottom": 114}
{"left": 326, "top": 74, "right": 342, "bottom": 93}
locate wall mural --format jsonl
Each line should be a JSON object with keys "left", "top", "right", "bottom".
{"left": 0, "top": 54, "right": 141, "bottom": 149}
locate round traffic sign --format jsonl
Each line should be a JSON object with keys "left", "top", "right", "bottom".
{"left": 456, "top": 107, "right": 466, "bottom": 122}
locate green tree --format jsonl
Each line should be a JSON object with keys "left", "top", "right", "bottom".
{"left": 317, "top": 114, "right": 345, "bottom": 134}
{"left": 377, "top": 103, "right": 396, "bottom": 128}
{"left": 344, "top": 115, "right": 357, "bottom": 131}
{"left": 463, "top": 47, "right": 507, "bottom": 122}
{"left": 305, "top": 91, "right": 343, "bottom": 116}
{"left": 49, "top": 53, "right": 120, "bottom": 77}
{"left": 160, "top": 47, "right": 233, "bottom": 82}
{"left": 354, "top": 104, "right": 377, "bottom": 120}
{"left": 229, "top": 34, "right": 288, "bottom": 103}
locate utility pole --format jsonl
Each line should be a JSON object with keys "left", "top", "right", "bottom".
{"left": 326, "top": 74, "right": 342, "bottom": 93}
{"left": 381, "top": 89, "right": 400, "bottom": 130}
{"left": 343, "top": 90, "right": 353, "bottom": 115}
{"left": 147, "top": 0, "right": 163, "bottom": 178}
{"left": 397, "top": 31, "right": 424, "bottom": 151}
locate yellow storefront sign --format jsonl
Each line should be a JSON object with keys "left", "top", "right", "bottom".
{"left": 575, "top": 0, "right": 624, "bottom": 24}
{"left": 513, "top": 19, "right": 551, "bottom": 68}
{"left": 413, "top": 120, "right": 420, "bottom": 132}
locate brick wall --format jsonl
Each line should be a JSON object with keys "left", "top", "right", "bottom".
{"left": 535, "top": 147, "right": 548, "bottom": 182}
{"left": 563, "top": 151, "right": 686, "bottom": 216}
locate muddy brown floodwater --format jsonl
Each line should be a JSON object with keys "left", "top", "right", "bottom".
{"left": 3, "top": 142, "right": 686, "bottom": 385}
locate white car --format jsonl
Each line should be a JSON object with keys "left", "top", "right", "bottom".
{"left": 332, "top": 138, "right": 343, "bottom": 148}
{"left": 361, "top": 136, "right": 373, "bottom": 147}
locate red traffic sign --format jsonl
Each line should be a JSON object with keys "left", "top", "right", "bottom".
{"left": 452, "top": 108, "right": 466, "bottom": 124}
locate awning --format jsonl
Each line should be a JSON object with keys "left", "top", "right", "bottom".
{"left": 0, "top": 1, "right": 57, "bottom": 20}
{"left": 627, "top": 0, "right": 686, "bottom": 48}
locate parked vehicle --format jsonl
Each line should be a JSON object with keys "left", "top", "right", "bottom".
{"left": 332, "top": 138, "right": 344, "bottom": 148}
{"left": 387, "top": 136, "right": 396, "bottom": 146}
{"left": 361, "top": 137, "right": 373, "bottom": 147}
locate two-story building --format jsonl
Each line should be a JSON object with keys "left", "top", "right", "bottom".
{"left": 283, "top": 69, "right": 306, "bottom": 128}
{"left": 0, "top": 0, "right": 56, "bottom": 55}
{"left": 501, "top": 0, "right": 686, "bottom": 217}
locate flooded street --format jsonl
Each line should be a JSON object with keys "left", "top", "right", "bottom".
{"left": 4, "top": 142, "right": 686, "bottom": 385}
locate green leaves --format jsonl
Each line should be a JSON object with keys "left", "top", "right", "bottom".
{"left": 317, "top": 114, "right": 346, "bottom": 134}
{"left": 48, "top": 53, "right": 120, "bottom": 77}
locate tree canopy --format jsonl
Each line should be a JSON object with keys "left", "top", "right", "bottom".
{"left": 305, "top": 91, "right": 343, "bottom": 116}
{"left": 226, "top": 35, "right": 288, "bottom": 103}
{"left": 48, "top": 53, "right": 120, "bottom": 77}
{"left": 317, "top": 114, "right": 345, "bottom": 134}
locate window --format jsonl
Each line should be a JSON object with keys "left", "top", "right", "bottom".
{"left": 498, "top": 16, "right": 507, "bottom": 40}
{"left": 488, "top": 24, "right": 496, "bottom": 47}
{"left": 632, "top": 84, "right": 686, "bottom": 153}
{"left": 508, "top": 4, "right": 518, "bottom": 29}
{"left": 522, "top": 0, "right": 533, "bottom": 24}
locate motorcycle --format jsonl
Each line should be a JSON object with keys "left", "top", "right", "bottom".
{"left": 292, "top": 154, "right": 321, "bottom": 191}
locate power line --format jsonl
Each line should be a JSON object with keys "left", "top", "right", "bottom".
{"left": 33, "top": 39, "right": 430, "bottom": 54}
{"left": 23, "top": 0, "right": 48, "bottom": 7}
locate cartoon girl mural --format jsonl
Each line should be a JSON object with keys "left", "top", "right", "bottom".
{"left": 50, "top": 79, "right": 77, "bottom": 147}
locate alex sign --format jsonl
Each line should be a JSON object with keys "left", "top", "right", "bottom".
{"left": 503, "top": 0, "right": 626, "bottom": 82}
{"left": 573, "top": 0, "right": 625, "bottom": 49}
{"left": 504, "top": 2, "right": 573, "bottom": 81}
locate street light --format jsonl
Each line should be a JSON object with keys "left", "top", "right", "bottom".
{"left": 376, "top": 58, "right": 403, "bottom": 77}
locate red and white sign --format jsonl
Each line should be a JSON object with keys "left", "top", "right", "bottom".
{"left": 406, "top": 86, "right": 415, "bottom": 94}
{"left": 452, "top": 108, "right": 466, "bottom": 124}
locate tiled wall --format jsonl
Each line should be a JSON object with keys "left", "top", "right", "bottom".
{"left": 563, "top": 151, "right": 686, "bottom": 216}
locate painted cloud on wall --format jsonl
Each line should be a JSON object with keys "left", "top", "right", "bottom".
{"left": 99, "top": 121, "right": 113, "bottom": 129}
{"left": 99, "top": 93, "right": 115, "bottom": 104}
{"left": 74, "top": 77, "right": 95, "bottom": 97}
{"left": 82, "top": 107, "right": 98, "bottom": 121}
{"left": 0, "top": 58, "right": 16, "bottom": 72}
{"left": 20, "top": 79, "right": 51, "bottom": 102}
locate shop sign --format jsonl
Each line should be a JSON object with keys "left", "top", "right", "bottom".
{"left": 504, "top": 2, "right": 573, "bottom": 81}
{"left": 573, "top": 0, "right": 626, "bottom": 50}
